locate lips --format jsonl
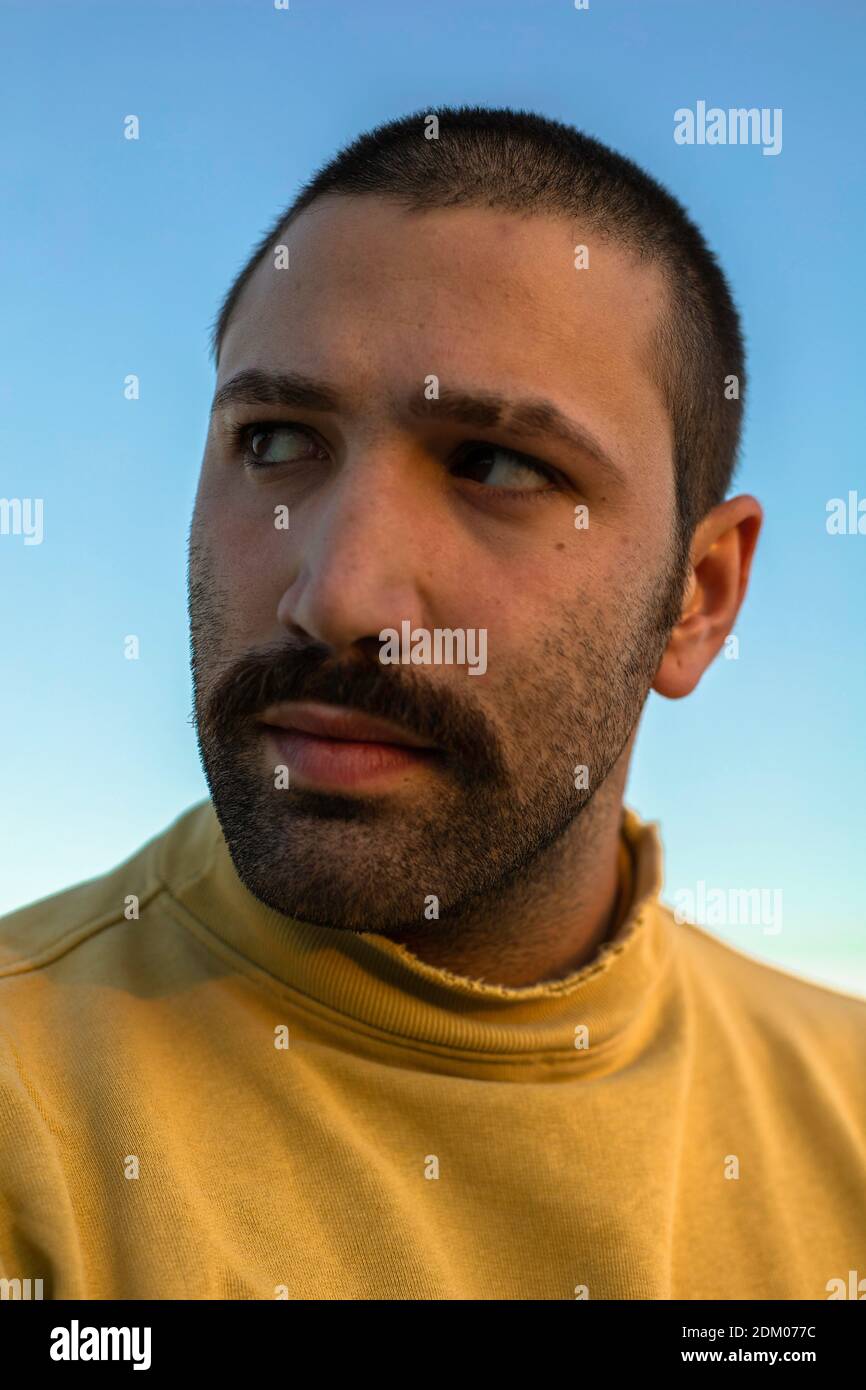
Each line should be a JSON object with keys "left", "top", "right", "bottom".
{"left": 256, "top": 701, "right": 438, "bottom": 748}
{"left": 255, "top": 701, "right": 441, "bottom": 792}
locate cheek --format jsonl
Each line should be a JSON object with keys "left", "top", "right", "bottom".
{"left": 454, "top": 558, "right": 574, "bottom": 696}
{"left": 192, "top": 516, "right": 288, "bottom": 651}
{"left": 197, "top": 464, "right": 276, "bottom": 542}
{"left": 196, "top": 461, "right": 285, "bottom": 566}
{"left": 472, "top": 541, "right": 649, "bottom": 715}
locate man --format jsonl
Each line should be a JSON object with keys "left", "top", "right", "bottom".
{"left": 1, "top": 107, "right": 864, "bottom": 1301}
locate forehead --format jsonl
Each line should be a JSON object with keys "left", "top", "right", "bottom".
{"left": 218, "top": 195, "right": 671, "bottom": 464}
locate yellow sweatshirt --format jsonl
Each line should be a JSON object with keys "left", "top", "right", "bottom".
{"left": 1, "top": 799, "right": 865, "bottom": 1301}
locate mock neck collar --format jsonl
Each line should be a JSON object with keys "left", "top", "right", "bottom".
{"left": 159, "top": 799, "right": 672, "bottom": 1071}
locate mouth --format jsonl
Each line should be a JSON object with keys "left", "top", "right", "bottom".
{"left": 254, "top": 701, "right": 443, "bottom": 793}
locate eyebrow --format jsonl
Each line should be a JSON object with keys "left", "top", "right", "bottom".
{"left": 409, "top": 388, "right": 625, "bottom": 485}
{"left": 211, "top": 368, "right": 625, "bottom": 485}
{"left": 211, "top": 368, "right": 340, "bottom": 415}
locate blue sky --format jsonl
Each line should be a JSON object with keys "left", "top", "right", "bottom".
{"left": 1, "top": 0, "right": 864, "bottom": 993}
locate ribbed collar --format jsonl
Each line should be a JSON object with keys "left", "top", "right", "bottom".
{"left": 160, "top": 799, "right": 672, "bottom": 1074}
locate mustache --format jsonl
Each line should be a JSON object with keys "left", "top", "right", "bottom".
{"left": 195, "top": 639, "right": 505, "bottom": 782}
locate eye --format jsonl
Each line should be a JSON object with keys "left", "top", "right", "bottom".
{"left": 239, "top": 422, "right": 327, "bottom": 467}
{"left": 451, "top": 442, "right": 557, "bottom": 494}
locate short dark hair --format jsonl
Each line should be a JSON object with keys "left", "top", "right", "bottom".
{"left": 210, "top": 105, "right": 746, "bottom": 540}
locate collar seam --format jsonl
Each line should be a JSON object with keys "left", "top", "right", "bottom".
{"left": 157, "top": 888, "right": 667, "bottom": 1065}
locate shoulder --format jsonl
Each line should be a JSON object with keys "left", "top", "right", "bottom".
{"left": 0, "top": 798, "right": 219, "bottom": 1149}
{"left": 0, "top": 799, "right": 217, "bottom": 983}
{"left": 664, "top": 903, "right": 866, "bottom": 1073}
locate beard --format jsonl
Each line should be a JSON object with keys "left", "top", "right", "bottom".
{"left": 188, "top": 538, "right": 687, "bottom": 936}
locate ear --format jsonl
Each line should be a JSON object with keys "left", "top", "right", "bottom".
{"left": 652, "top": 494, "right": 763, "bottom": 699}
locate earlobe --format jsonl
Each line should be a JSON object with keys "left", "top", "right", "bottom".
{"left": 652, "top": 625, "right": 704, "bottom": 700}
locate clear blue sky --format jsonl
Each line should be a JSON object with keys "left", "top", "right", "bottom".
{"left": 1, "top": 0, "right": 864, "bottom": 993}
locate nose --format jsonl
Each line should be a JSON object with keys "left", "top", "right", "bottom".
{"left": 276, "top": 442, "right": 435, "bottom": 656}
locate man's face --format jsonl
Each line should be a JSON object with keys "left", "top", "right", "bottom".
{"left": 189, "top": 195, "right": 685, "bottom": 933}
